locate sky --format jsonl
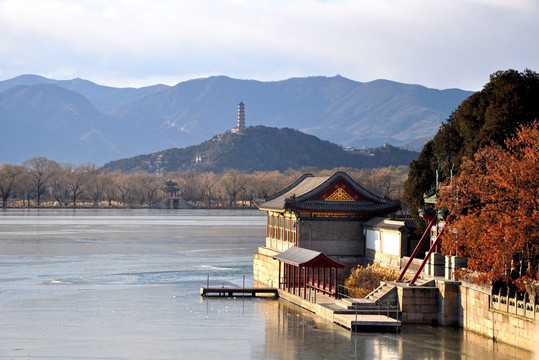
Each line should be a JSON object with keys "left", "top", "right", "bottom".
{"left": 0, "top": 0, "right": 538, "bottom": 91}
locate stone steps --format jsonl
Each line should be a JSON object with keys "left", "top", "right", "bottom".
{"left": 412, "top": 278, "right": 435, "bottom": 287}
{"left": 336, "top": 297, "right": 378, "bottom": 311}
{"left": 366, "top": 283, "right": 398, "bottom": 305}
{"left": 334, "top": 296, "right": 399, "bottom": 317}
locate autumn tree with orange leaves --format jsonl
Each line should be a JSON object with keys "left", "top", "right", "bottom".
{"left": 438, "top": 121, "right": 539, "bottom": 289}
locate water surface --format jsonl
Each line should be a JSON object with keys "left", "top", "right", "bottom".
{"left": 0, "top": 209, "right": 531, "bottom": 359}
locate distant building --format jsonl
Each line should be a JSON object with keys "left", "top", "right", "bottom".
{"left": 231, "top": 101, "right": 246, "bottom": 134}
{"left": 159, "top": 178, "right": 192, "bottom": 209}
{"left": 163, "top": 178, "right": 179, "bottom": 198}
{"left": 343, "top": 146, "right": 374, "bottom": 156}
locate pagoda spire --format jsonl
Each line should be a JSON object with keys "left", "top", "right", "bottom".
{"left": 237, "top": 101, "right": 245, "bottom": 130}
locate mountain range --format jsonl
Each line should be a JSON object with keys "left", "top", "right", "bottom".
{"left": 0, "top": 74, "right": 473, "bottom": 166}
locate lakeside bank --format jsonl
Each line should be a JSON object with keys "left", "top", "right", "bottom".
{"left": 254, "top": 247, "right": 538, "bottom": 353}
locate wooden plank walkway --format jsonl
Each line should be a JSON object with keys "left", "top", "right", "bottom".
{"left": 200, "top": 287, "right": 279, "bottom": 298}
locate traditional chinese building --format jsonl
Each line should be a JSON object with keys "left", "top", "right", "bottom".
{"left": 163, "top": 178, "right": 179, "bottom": 198}
{"left": 253, "top": 171, "right": 406, "bottom": 298}
{"left": 231, "top": 101, "right": 246, "bottom": 134}
{"left": 363, "top": 216, "right": 417, "bottom": 268}
{"left": 159, "top": 178, "right": 191, "bottom": 209}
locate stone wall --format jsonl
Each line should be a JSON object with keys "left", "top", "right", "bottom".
{"left": 396, "top": 285, "right": 439, "bottom": 324}
{"left": 297, "top": 219, "right": 363, "bottom": 257}
{"left": 459, "top": 284, "right": 537, "bottom": 352}
{"left": 395, "top": 280, "right": 536, "bottom": 351}
{"left": 436, "top": 281, "right": 460, "bottom": 326}
{"left": 253, "top": 247, "right": 280, "bottom": 288}
{"left": 365, "top": 249, "right": 401, "bottom": 268}
{"left": 265, "top": 235, "right": 295, "bottom": 253}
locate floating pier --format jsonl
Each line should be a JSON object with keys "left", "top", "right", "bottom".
{"left": 200, "top": 275, "right": 278, "bottom": 298}
{"left": 200, "top": 287, "right": 278, "bottom": 298}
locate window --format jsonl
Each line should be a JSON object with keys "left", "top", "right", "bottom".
{"left": 383, "top": 233, "right": 400, "bottom": 256}
{"left": 366, "top": 229, "right": 380, "bottom": 250}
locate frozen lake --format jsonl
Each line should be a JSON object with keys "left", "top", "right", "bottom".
{"left": 0, "top": 209, "right": 531, "bottom": 359}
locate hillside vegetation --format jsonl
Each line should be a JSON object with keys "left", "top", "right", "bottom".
{"left": 102, "top": 126, "right": 418, "bottom": 174}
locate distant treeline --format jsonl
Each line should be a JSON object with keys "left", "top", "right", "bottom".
{"left": 0, "top": 157, "right": 409, "bottom": 209}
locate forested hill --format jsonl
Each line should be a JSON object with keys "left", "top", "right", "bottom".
{"left": 102, "top": 126, "right": 418, "bottom": 174}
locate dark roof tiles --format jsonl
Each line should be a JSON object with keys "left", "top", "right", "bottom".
{"left": 273, "top": 246, "right": 344, "bottom": 268}
{"left": 287, "top": 201, "right": 399, "bottom": 214}
{"left": 258, "top": 171, "right": 400, "bottom": 216}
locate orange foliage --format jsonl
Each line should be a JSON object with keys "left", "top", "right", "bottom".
{"left": 438, "top": 120, "right": 539, "bottom": 288}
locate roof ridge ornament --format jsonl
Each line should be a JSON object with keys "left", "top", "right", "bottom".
{"left": 325, "top": 187, "right": 355, "bottom": 201}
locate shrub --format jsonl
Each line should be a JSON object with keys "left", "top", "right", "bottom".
{"left": 344, "top": 263, "right": 404, "bottom": 298}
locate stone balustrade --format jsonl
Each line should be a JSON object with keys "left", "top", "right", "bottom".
{"left": 491, "top": 292, "right": 539, "bottom": 321}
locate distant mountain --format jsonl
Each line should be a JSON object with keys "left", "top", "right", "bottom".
{"left": 100, "top": 75, "right": 471, "bottom": 149}
{"left": 0, "top": 74, "right": 472, "bottom": 165}
{"left": 0, "top": 74, "right": 168, "bottom": 111}
{"left": 102, "top": 126, "right": 419, "bottom": 173}
{"left": 0, "top": 84, "right": 123, "bottom": 165}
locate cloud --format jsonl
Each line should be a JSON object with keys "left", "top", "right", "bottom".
{"left": 0, "top": 0, "right": 538, "bottom": 90}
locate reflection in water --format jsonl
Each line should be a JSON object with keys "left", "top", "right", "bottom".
{"left": 254, "top": 293, "right": 532, "bottom": 360}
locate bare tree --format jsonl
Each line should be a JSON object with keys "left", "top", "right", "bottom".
{"left": 197, "top": 172, "right": 219, "bottom": 207}
{"left": 142, "top": 174, "right": 161, "bottom": 207}
{"left": 49, "top": 163, "right": 70, "bottom": 206}
{"left": 131, "top": 171, "right": 161, "bottom": 207}
{"left": 65, "top": 163, "right": 94, "bottom": 206}
{"left": 175, "top": 170, "right": 201, "bottom": 205}
{"left": 85, "top": 171, "right": 107, "bottom": 207}
{"left": 221, "top": 169, "right": 247, "bottom": 207}
{"left": 115, "top": 171, "right": 132, "bottom": 207}
{"left": 23, "top": 157, "right": 60, "bottom": 206}
{"left": 103, "top": 172, "right": 119, "bottom": 207}
{"left": 245, "top": 171, "right": 289, "bottom": 201}
{"left": 0, "top": 164, "right": 25, "bottom": 207}
{"left": 16, "top": 168, "right": 33, "bottom": 207}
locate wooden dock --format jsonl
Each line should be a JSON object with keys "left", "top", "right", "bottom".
{"left": 200, "top": 287, "right": 279, "bottom": 298}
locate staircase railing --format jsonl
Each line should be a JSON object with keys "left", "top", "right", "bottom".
{"left": 337, "top": 284, "right": 355, "bottom": 299}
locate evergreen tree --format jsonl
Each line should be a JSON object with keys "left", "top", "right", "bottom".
{"left": 404, "top": 69, "right": 539, "bottom": 231}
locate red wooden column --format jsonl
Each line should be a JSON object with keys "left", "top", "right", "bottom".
{"left": 333, "top": 267, "right": 338, "bottom": 298}
{"left": 294, "top": 221, "right": 298, "bottom": 247}
{"left": 297, "top": 265, "right": 301, "bottom": 296}
{"left": 328, "top": 267, "right": 331, "bottom": 294}
{"left": 278, "top": 260, "right": 282, "bottom": 290}
{"left": 283, "top": 263, "right": 290, "bottom": 291}
{"left": 302, "top": 267, "right": 307, "bottom": 299}
{"left": 293, "top": 265, "right": 297, "bottom": 296}
{"left": 292, "top": 264, "right": 295, "bottom": 294}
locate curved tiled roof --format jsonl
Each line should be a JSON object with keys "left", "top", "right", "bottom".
{"left": 286, "top": 201, "right": 400, "bottom": 214}
{"left": 273, "top": 246, "right": 344, "bottom": 268}
{"left": 259, "top": 173, "right": 329, "bottom": 210}
{"left": 258, "top": 171, "right": 400, "bottom": 216}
